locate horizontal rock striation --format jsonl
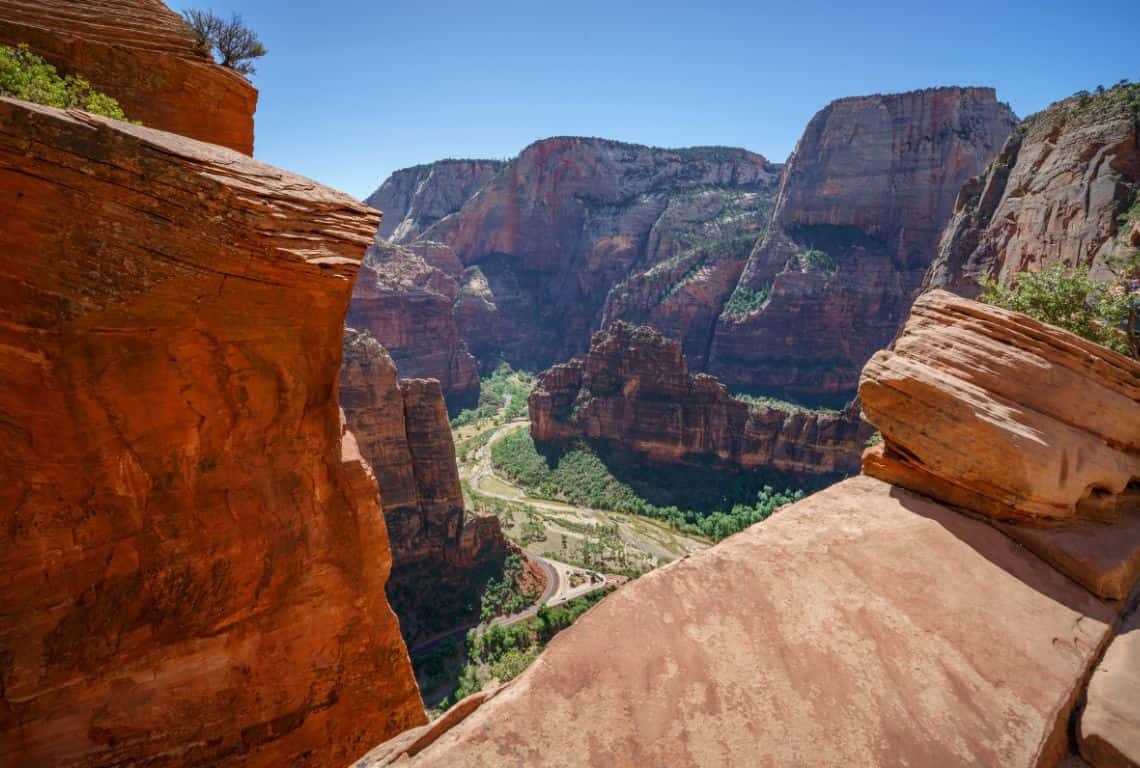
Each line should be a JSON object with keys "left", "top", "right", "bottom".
{"left": 424, "top": 137, "right": 783, "bottom": 369}
{"left": 346, "top": 240, "right": 481, "bottom": 412}
{"left": 926, "top": 83, "right": 1140, "bottom": 296}
{"left": 707, "top": 87, "right": 1017, "bottom": 404}
{"left": 341, "top": 330, "right": 512, "bottom": 644}
{"left": 860, "top": 290, "right": 1140, "bottom": 526}
{"left": 367, "top": 159, "right": 506, "bottom": 242}
{"left": 0, "top": 99, "right": 423, "bottom": 767}
{"left": 530, "top": 322, "right": 871, "bottom": 479}
{"left": 0, "top": 0, "right": 257, "bottom": 152}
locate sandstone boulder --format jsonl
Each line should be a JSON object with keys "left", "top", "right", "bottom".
{"left": 0, "top": 0, "right": 256, "bottom": 152}
{"left": 1080, "top": 607, "right": 1140, "bottom": 768}
{"left": 0, "top": 98, "right": 423, "bottom": 767}
{"left": 860, "top": 290, "right": 1140, "bottom": 526}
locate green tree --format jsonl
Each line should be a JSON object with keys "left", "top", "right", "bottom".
{"left": 0, "top": 44, "right": 129, "bottom": 121}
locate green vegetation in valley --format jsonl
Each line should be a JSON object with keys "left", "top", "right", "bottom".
{"left": 491, "top": 430, "right": 805, "bottom": 541}
{"left": 980, "top": 254, "right": 1138, "bottom": 359}
{"left": 0, "top": 44, "right": 131, "bottom": 121}
{"left": 477, "top": 552, "right": 539, "bottom": 622}
{"left": 451, "top": 363, "right": 534, "bottom": 429}
{"left": 799, "top": 248, "right": 837, "bottom": 273}
{"left": 732, "top": 392, "right": 841, "bottom": 416}
{"left": 723, "top": 283, "right": 771, "bottom": 317}
{"left": 440, "top": 589, "right": 613, "bottom": 708}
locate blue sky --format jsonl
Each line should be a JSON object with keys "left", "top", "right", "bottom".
{"left": 216, "top": 0, "right": 1136, "bottom": 200}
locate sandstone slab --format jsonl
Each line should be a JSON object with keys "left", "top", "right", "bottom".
{"left": 365, "top": 476, "right": 1117, "bottom": 767}
{"left": 1080, "top": 607, "right": 1140, "bottom": 768}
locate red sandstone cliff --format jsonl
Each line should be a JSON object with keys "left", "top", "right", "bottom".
{"left": 0, "top": 99, "right": 424, "bottom": 766}
{"left": 0, "top": 0, "right": 256, "bottom": 152}
{"left": 926, "top": 83, "right": 1140, "bottom": 295}
{"left": 424, "top": 138, "right": 782, "bottom": 369}
{"left": 347, "top": 240, "right": 481, "bottom": 412}
{"left": 341, "top": 329, "right": 512, "bottom": 644}
{"left": 706, "top": 87, "right": 1017, "bottom": 404}
{"left": 362, "top": 292, "right": 1140, "bottom": 768}
{"left": 530, "top": 322, "right": 871, "bottom": 479}
{"left": 367, "top": 159, "right": 506, "bottom": 242}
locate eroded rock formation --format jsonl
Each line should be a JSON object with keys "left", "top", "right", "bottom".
{"left": 0, "top": 99, "right": 424, "bottom": 767}
{"left": 364, "top": 280, "right": 1140, "bottom": 768}
{"left": 341, "top": 329, "right": 513, "bottom": 644}
{"left": 0, "top": 0, "right": 257, "bottom": 152}
{"left": 346, "top": 240, "right": 481, "bottom": 412}
{"left": 530, "top": 322, "right": 871, "bottom": 479}
{"left": 926, "top": 83, "right": 1140, "bottom": 295}
{"left": 706, "top": 87, "right": 1017, "bottom": 403}
{"left": 420, "top": 137, "right": 783, "bottom": 369}
{"left": 367, "top": 159, "right": 506, "bottom": 242}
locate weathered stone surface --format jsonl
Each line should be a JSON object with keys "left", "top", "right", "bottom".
{"left": 425, "top": 137, "right": 782, "bottom": 369}
{"left": 1080, "top": 606, "right": 1140, "bottom": 768}
{"left": 364, "top": 476, "right": 1117, "bottom": 767}
{"left": 367, "top": 159, "right": 506, "bottom": 242}
{"left": 341, "top": 330, "right": 513, "bottom": 644}
{"left": 0, "top": 99, "right": 424, "bottom": 767}
{"left": 0, "top": 0, "right": 257, "bottom": 153}
{"left": 927, "top": 83, "right": 1140, "bottom": 296}
{"left": 708, "top": 87, "right": 1017, "bottom": 404}
{"left": 860, "top": 290, "right": 1140, "bottom": 525}
{"left": 530, "top": 322, "right": 871, "bottom": 479}
{"left": 346, "top": 239, "right": 480, "bottom": 412}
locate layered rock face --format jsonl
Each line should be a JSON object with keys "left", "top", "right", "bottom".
{"left": 707, "top": 87, "right": 1017, "bottom": 403}
{"left": 367, "top": 159, "right": 506, "bottom": 242}
{"left": 0, "top": 100, "right": 424, "bottom": 766}
{"left": 530, "top": 323, "right": 871, "bottom": 479}
{"left": 927, "top": 83, "right": 1140, "bottom": 295}
{"left": 363, "top": 280, "right": 1140, "bottom": 768}
{"left": 346, "top": 240, "right": 481, "bottom": 412}
{"left": 0, "top": 0, "right": 256, "bottom": 152}
{"left": 341, "top": 330, "right": 511, "bottom": 644}
{"left": 420, "top": 137, "right": 782, "bottom": 369}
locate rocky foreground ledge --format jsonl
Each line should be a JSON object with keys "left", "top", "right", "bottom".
{"left": 362, "top": 291, "right": 1140, "bottom": 768}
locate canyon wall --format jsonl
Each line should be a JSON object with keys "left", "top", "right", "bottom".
{"left": 530, "top": 322, "right": 871, "bottom": 479}
{"left": 419, "top": 137, "right": 783, "bottom": 370}
{"left": 0, "top": 0, "right": 256, "bottom": 152}
{"left": 363, "top": 293, "right": 1140, "bottom": 768}
{"left": 367, "top": 159, "right": 506, "bottom": 242}
{"left": 0, "top": 98, "right": 424, "bottom": 766}
{"left": 706, "top": 87, "right": 1017, "bottom": 404}
{"left": 347, "top": 240, "right": 481, "bottom": 412}
{"left": 926, "top": 83, "right": 1140, "bottom": 296}
{"left": 341, "top": 329, "right": 511, "bottom": 645}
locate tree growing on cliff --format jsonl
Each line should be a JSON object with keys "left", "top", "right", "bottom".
{"left": 182, "top": 9, "right": 267, "bottom": 76}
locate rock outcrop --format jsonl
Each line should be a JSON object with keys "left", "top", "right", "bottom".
{"left": 0, "top": 99, "right": 424, "bottom": 767}
{"left": 341, "top": 330, "right": 512, "bottom": 644}
{"left": 363, "top": 276, "right": 1140, "bottom": 768}
{"left": 707, "top": 87, "right": 1017, "bottom": 403}
{"left": 346, "top": 240, "right": 481, "bottom": 412}
{"left": 0, "top": 0, "right": 257, "bottom": 153}
{"left": 530, "top": 322, "right": 871, "bottom": 479}
{"left": 421, "top": 137, "right": 783, "bottom": 369}
{"left": 366, "top": 159, "right": 506, "bottom": 242}
{"left": 926, "top": 83, "right": 1140, "bottom": 296}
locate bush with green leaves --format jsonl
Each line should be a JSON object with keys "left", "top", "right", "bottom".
{"left": 0, "top": 44, "right": 130, "bottom": 121}
{"left": 979, "top": 255, "right": 1138, "bottom": 359}
{"left": 723, "top": 284, "right": 770, "bottom": 317}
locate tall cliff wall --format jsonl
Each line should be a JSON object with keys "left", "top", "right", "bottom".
{"left": 706, "top": 87, "right": 1017, "bottom": 404}
{"left": 926, "top": 83, "right": 1140, "bottom": 295}
{"left": 0, "top": 98, "right": 424, "bottom": 766}
{"left": 362, "top": 292, "right": 1140, "bottom": 768}
{"left": 367, "top": 159, "right": 506, "bottom": 242}
{"left": 346, "top": 240, "right": 481, "bottom": 412}
{"left": 0, "top": 0, "right": 257, "bottom": 152}
{"left": 341, "top": 330, "right": 511, "bottom": 644}
{"left": 530, "top": 322, "right": 871, "bottom": 479}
